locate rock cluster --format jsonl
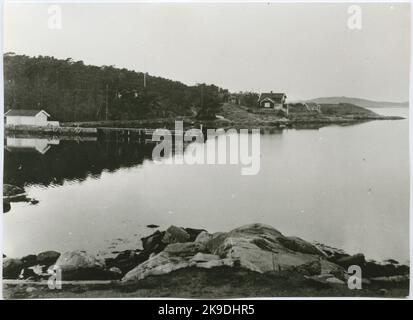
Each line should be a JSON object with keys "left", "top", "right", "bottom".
{"left": 3, "top": 224, "right": 410, "bottom": 288}
{"left": 3, "top": 251, "right": 60, "bottom": 279}
{"left": 122, "top": 224, "right": 347, "bottom": 283}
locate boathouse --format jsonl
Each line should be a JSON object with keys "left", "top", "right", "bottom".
{"left": 4, "top": 109, "right": 53, "bottom": 126}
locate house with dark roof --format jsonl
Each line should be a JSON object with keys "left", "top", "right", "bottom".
{"left": 257, "top": 92, "right": 287, "bottom": 112}
{"left": 5, "top": 109, "right": 52, "bottom": 126}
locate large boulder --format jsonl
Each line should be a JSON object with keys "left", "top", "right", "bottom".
{"left": 21, "top": 254, "right": 38, "bottom": 267}
{"left": 141, "top": 230, "right": 167, "bottom": 254}
{"left": 209, "top": 224, "right": 321, "bottom": 273}
{"left": 162, "top": 226, "right": 190, "bottom": 244}
{"left": 224, "top": 239, "right": 319, "bottom": 273}
{"left": 229, "top": 223, "right": 284, "bottom": 239}
{"left": 105, "top": 250, "right": 150, "bottom": 274}
{"left": 3, "top": 258, "right": 24, "bottom": 279}
{"left": 208, "top": 224, "right": 286, "bottom": 256}
{"left": 194, "top": 231, "right": 212, "bottom": 245}
{"left": 122, "top": 251, "right": 190, "bottom": 281}
{"left": 53, "top": 251, "right": 109, "bottom": 280}
{"left": 37, "top": 251, "right": 60, "bottom": 266}
{"left": 122, "top": 251, "right": 235, "bottom": 282}
{"left": 335, "top": 253, "right": 365, "bottom": 269}
{"left": 205, "top": 232, "right": 228, "bottom": 253}
{"left": 184, "top": 228, "right": 206, "bottom": 242}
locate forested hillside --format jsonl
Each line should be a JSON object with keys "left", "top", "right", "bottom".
{"left": 3, "top": 53, "right": 228, "bottom": 122}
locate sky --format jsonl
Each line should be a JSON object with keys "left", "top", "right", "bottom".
{"left": 3, "top": 2, "right": 411, "bottom": 101}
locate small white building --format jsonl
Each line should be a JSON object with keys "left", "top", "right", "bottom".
{"left": 5, "top": 109, "right": 51, "bottom": 126}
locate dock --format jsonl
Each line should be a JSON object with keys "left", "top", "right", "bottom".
{"left": 5, "top": 124, "right": 204, "bottom": 143}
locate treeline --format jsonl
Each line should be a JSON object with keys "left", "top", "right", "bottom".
{"left": 3, "top": 53, "right": 228, "bottom": 122}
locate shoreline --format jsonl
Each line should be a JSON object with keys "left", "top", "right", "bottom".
{"left": 4, "top": 114, "right": 405, "bottom": 138}
{"left": 3, "top": 223, "right": 410, "bottom": 298}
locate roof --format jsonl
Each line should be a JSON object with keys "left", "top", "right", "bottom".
{"left": 5, "top": 109, "right": 50, "bottom": 117}
{"left": 258, "top": 93, "right": 286, "bottom": 103}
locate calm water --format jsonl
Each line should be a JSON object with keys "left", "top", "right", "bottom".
{"left": 3, "top": 108, "right": 409, "bottom": 262}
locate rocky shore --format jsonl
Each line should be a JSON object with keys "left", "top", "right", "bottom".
{"left": 210, "top": 102, "right": 405, "bottom": 130}
{"left": 3, "top": 224, "right": 410, "bottom": 298}
{"left": 3, "top": 184, "right": 39, "bottom": 214}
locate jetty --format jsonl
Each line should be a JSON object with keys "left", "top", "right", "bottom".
{"left": 5, "top": 124, "right": 203, "bottom": 143}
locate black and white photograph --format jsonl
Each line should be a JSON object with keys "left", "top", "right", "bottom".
{"left": 1, "top": 1, "right": 411, "bottom": 301}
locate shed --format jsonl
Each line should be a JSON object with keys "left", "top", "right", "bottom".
{"left": 5, "top": 109, "right": 51, "bottom": 126}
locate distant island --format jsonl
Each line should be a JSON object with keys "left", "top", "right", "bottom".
{"left": 300, "top": 97, "right": 408, "bottom": 109}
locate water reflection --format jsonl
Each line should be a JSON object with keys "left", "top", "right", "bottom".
{"left": 5, "top": 137, "right": 60, "bottom": 154}
{"left": 4, "top": 129, "right": 285, "bottom": 188}
{"left": 4, "top": 136, "right": 157, "bottom": 188}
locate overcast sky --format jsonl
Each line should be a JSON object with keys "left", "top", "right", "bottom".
{"left": 3, "top": 2, "right": 410, "bottom": 101}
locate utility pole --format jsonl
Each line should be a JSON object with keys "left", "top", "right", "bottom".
{"left": 105, "top": 84, "right": 109, "bottom": 121}
{"left": 143, "top": 54, "right": 147, "bottom": 92}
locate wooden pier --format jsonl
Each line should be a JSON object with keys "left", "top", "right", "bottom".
{"left": 96, "top": 127, "right": 203, "bottom": 142}
{"left": 5, "top": 124, "right": 204, "bottom": 143}
{"left": 5, "top": 124, "right": 97, "bottom": 136}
